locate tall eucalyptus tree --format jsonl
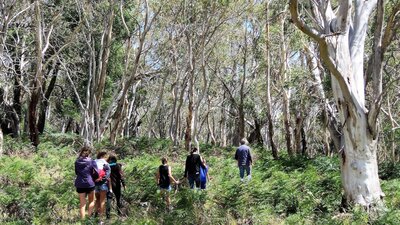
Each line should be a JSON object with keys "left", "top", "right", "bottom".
{"left": 289, "top": 0, "right": 399, "bottom": 207}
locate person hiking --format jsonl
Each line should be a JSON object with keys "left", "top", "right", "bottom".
{"left": 184, "top": 147, "right": 205, "bottom": 189}
{"left": 94, "top": 151, "right": 111, "bottom": 222}
{"left": 106, "top": 154, "right": 126, "bottom": 218}
{"left": 156, "top": 157, "right": 179, "bottom": 209}
{"left": 74, "top": 146, "right": 97, "bottom": 220}
{"left": 200, "top": 158, "right": 210, "bottom": 190}
{"left": 235, "top": 138, "right": 253, "bottom": 181}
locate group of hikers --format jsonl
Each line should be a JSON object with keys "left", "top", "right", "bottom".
{"left": 74, "top": 138, "right": 252, "bottom": 221}
{"left": 74, "top": 147, "right": 125, "bottom": 222}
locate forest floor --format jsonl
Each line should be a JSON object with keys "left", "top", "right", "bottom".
{"left": 1, "top": 133, "right": 400, "bottom": 224}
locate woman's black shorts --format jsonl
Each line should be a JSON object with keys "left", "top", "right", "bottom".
{"left": 76, "top": 187, "right": 95, "bottom": 194}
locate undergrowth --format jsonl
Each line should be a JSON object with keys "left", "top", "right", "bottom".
{"left": 1, "top": 133, "right": 400, "bottom": 224}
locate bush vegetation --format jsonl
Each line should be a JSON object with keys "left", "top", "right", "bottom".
{"left": 1, "top": 134, "right": 400, "bottom": 224}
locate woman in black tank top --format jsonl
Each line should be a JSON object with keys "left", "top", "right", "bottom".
{"left": 159, "top": 164, "right": 170, "bottom": 188}
{"left": 156, "top": 157, "right": 179, "bottom": 209}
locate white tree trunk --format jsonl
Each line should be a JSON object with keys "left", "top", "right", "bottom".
{"left": 341, "top": 118, "right": 383, "bottom": 206}
{"left": 290, "top": 0, "right": 384, "bottom": 208}
{"left": 147, "top": 73, "right": 168, "bottom": 137}
{"left": 326, "top": 31, "right": 384, "bottom": 208}
{"left": 0, "top": 128, "right": 3, "bottom": 157}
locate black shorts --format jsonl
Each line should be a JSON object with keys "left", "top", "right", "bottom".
{"left": 76, "top": 187, "right": 95, "bottom": 194}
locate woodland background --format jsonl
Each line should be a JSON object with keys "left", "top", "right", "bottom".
{"left": 0, "top": 0, "right": 399, "bottom": 224}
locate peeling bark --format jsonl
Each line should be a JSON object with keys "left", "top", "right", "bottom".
{"left": 290, "top": 0, "right": 385, "bottom": 208}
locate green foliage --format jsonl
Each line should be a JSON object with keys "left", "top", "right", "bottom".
{"left": 61, "top": 98, "right": 81, "bottom": 121}
{"left": 379, "top": 161, "right": 400, "bottom": 180}
{"left": 1, "top": 136, "right": 399, "bottom": 224}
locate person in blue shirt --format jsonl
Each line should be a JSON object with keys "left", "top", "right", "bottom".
{"left": 235, "top": 138, "right": 253, "bottom": 181}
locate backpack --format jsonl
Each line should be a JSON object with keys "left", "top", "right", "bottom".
{"left": 93, "top": 159, "right": 108, "bottom": 184}
{"left": 95, "top": 168, "right": 106, "bottom": 183}
{"left": 200, "top": 165, "right": 207, "bottom": 182}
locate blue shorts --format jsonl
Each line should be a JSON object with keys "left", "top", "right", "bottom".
{"left": 95, "top": 183, "right": 108, "bottom": 192}
{"left": 159, "top": 186, "right": 171, "bottom": 191}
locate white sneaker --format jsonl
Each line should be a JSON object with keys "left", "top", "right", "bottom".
{"left": 240, "top": 178, "right": 244, "bottom": 182}
{"left": 247, "top": 175, "right": 251, "bottom": 181}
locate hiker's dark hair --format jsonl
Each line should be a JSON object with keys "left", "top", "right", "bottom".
{"left": 240, "top": 138, "right": 248, "bottom": 145}
{"left": 161, "top": 157, "right": 168, "bottom": 164}
{"left": 79, "top": 146, "right": 92, "bottom": 158}
{"left": 97, "top": 151, "right": 108, "bottom": 159}
{"left": 191, "top": 147, "right": 198, "bottom": 154}
{"left": 108, "top": 153, "right": 117, "bottom": 163}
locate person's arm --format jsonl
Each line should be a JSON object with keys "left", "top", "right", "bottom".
{"left": 248, "top": 149, "right": 253, "bottom": 165}
{"left": 155, "top": 167, "right": 160, "bottom": 185}
{"left": 104, "top": 164, "right": 112, "bottom": 192}
{"left": 105, "top": 164, "right": 111, "bottom": 178}
{"left": 184, "top": 157, "right": 188, "bottom": 178}
{"left": 235, "top": 149, "right": 239, "bottom": 161}
{"left": 200, "top": 156, "right": 206, "bottom": 168}
{"left": 168, "top": 166, "right": 178, "bottom": 184}
{"left": 91, "top": 160, "right": 99, "bottom": 180}
{"left": 206, "top": 166, "right": 210, "bottom": 182}
{"left": 118, "top": 164, "right": 126, "bottom": 189}
{"left": 74, "top": 160, "right": 78, "bottom": 175}
{"left": 108, "top": 178, "right": 112, "bottom": 192}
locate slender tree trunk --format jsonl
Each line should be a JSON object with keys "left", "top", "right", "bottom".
{"left": 248, "top": 118, "right": 263, "bottom": 145}
{"left": 148, "top": 73, "right": 168, "bottom": 137}
{"left": 185, "top": 31, "right": 195, "bottom": 151}
{"left": 294, "top": 110, "right": 304, "bottom": 155}
{"left": 169, "top": 40, "right": 180, "bottom": 142}
{"left": 95, "top": 0, "right": 115, "bottom": 105}
{"left": 220, "top": 93, "right": 227, "bottom": 147}
{"left": 206, "top": 96, "right": 216, "bottom": 145}
{"left": 0, "top": 128, "right": 3, "bottom": 157}
{"left": 110, "top": 97, "right": 129, "bottom": 144}
{"left": 109, "top": 1, "right": 159, "bottom": 144}
{"left": 278, "top": 13, "right": 292, "bottom": 156}
{"left": 38, "top": 66, "right": 58, "bottom": 134}
{"left": 193, "top": 38, "right": 209, "bottom": 151}
{"left": 174, "top": 75, "right": 188, "bottom": 147}
{"left": 385, "top": 99, "right": 397, "bottom": 161}
{"left": 28, "top": 0, "right": 43, "bottom": 147}
{"left": 265, "top": 1, "right": 278, "bottom": 159}
{"left": 304, "top": 44, "right": 341, "bottom": 155}
{"left": 11, "top": 56, "right": 22, "bottom": 137}
{"left": 238, "top": 22, "right": 247, "bottom": 144}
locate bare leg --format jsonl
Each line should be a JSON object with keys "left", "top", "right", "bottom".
{"left": 78, "top": 193, "right": 87, "bottom": 219}
{"left": 99, "top": 191, "right": 107, "bottom": 218}
{"left": 166, "top": 193, "right": 170, "bottom": 208}
{"left": 87, "top": 191, "right": 95, "bottom": 217}
{"left": 95, "top": 192, "right": 100, "bottom": 215}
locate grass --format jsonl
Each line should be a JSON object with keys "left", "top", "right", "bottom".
{"left": 1, "top": 134, "right": 400, "bottom": 224}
